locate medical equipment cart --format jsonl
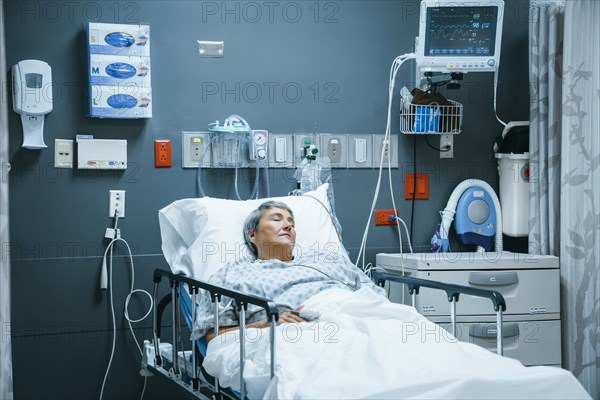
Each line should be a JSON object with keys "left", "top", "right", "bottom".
{"left": 376, "top": 252, "right": 562, "bottom": 367}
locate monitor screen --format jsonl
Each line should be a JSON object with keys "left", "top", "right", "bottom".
{"left": 417, "top": 1, "right": 504, "bottom": 73}
{"left": 425, "top": 6, "right": 498, "bottom": 57}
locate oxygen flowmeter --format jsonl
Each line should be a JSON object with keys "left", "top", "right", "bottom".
{"left": 295, "top": 138, "right": 320, "bottom": 194}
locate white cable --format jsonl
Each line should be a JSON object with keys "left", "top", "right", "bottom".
{"left": 493, "top": 69, "right": 507, "bottom": 127}
{"left": 388, "top": 152, "right": 405, "bottom": 259}
{"left": 100, "top": 216, "right": 153, "bottom": 400}
{"left": 234, "top": 163, "right": 242, "bottom": 200}
{"left": 355, "top": 55, "right": 404, "bottom": 268}
{"left": 355, "top": 53, "right": 415, "bottom": 271}
{"left": 197, "top": 135, "right": 218, "bottom": 198}
{"left": 99, "top": 240, "right": 117, "bottom": 400}
{"left": 391, "top": 215, "right": 414, "bottom": 253}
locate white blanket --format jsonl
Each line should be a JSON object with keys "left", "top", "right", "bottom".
{"left": 204, "top": 287, "right": 590, "bottom": 399}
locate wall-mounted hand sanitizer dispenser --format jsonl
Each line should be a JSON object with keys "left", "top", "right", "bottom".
{"left": 12, "top": 60, "right": 53, "bottom": 149}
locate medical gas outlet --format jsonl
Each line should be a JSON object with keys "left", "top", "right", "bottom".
{"left": 182, "top": 133, "right": 400, "bottom": 169}
{"left": 249, "top": 130, "right": 268, "bottom": 165}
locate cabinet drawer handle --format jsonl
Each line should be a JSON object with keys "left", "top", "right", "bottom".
{"left": 468, "top": 271, "right": 519, "bottom": 286}
{"left": 469, "top": 323, "right": 520, "bottom": 339}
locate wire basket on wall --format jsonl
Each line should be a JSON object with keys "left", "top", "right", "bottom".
{"left": 399, "top": 99, "right": 463, "bottom": 134}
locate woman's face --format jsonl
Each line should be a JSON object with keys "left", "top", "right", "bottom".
{"left": 249, "top": 207, "right": 296, "bottom": 258}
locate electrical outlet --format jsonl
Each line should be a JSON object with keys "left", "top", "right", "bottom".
{"left": 374, "top": 209, "right": 397, "bottom": 226}
{"left": 320, "top": 134, "right": 347, "bottom": 168}
{"left": 191, "top": 138, "right": 204, "bottom": 161}
{"left": 373, "top": 134, "right": 398, "bottom": 168}
{"left": 109, "top": 190, "right": 125, "bottom": 218}
{"left": 54, "top": 139, "right": 73, "bottom": 168}
{"left": 440, "top": 135, "right": 454, "bottom": 158}
{"left": 154, "top": 140, "right": 172, "bottom": 167}
{"left": 182, "top": 131, "right": 211, "bottom": 168}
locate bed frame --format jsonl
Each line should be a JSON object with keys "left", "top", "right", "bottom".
{"left": 142, "top": 268, "right": 506, "bottom": 400}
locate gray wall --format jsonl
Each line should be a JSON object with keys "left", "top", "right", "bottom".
{"left": 4, "top": 1, "right": 530, "bottom": 398}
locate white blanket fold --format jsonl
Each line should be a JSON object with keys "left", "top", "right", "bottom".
{"left": 204, "top": 288, "right": 590, "bottom": 400}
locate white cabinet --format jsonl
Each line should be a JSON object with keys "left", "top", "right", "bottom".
{"left": 376, "top": 252, "right": 562, "bottom": 367}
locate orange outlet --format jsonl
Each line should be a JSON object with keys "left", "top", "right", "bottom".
{"left": 154, "top": 140, "right": 172, "bottom": 168}
{"left": 404, "top": 173, "right": 428, "bottom": 200}
{"left": 375, "top": 209, "right": 398, "bottom": 226}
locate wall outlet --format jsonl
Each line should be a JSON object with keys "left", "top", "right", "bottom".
{"left": 319, "top": 134, "right": 347, "bottom": 168}
{"left": 54, "top": 139, "right": 73, "bottom": 168}
{"left": 440, "top": 135, "right": 454, "bottom": 158}
{"left": 374, "top": 209, "right": 397, "bottom": 226}
{"left": 373, "top": 134, "right": 399, "bottom": 168}
{"left": 182, "top": 131, "right": 211, "bottom": 168}
{"left": 109, "top": 190, "right": 125, "bottom": 218}
{"left": 154, "top": 140, "right": 172, "bottom": 167}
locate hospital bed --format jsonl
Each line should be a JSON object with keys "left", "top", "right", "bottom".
{"left": 142, "top": 184, "right": 590, "bottom": 399}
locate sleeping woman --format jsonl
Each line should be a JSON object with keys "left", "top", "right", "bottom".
{"left": 192, "top": 200, "right": 385, "bottom": 343}
{"left": 191, "top": 201, "right": 590, "bottom": 400}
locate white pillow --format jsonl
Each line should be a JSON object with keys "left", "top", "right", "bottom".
{"left": 158, "top": 183, "right": 343, "bottom": 281}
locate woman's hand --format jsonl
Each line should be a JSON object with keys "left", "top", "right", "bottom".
{"left": 277, "top": 310, "right": 306, "bottom": 324}
{"left": 207, "top": 306, "right": 307, "bottom": 342}
{"left": 250, "top": 305, "right": 306, "bottom": 328}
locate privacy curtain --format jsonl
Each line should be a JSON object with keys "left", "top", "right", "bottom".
{"left": 0, "top": 1, "right": 14, "bottom": 398}
{"left": 530, "top": 1, "right": 600, "bottom": 397}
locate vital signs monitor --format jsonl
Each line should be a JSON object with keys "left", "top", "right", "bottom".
{"left": 416, "top": 0, "right": 505, "bottom": 73}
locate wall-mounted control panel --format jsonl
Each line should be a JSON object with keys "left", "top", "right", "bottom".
{"left": 181, "top": 132, "right": 401, "bottom": 169}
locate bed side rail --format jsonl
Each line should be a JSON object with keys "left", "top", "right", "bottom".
{"left": 373, "top": 272, "right": 506, "bottom": 356}
{"left": 152, "top": 269, "right": 279, "bottom": 399}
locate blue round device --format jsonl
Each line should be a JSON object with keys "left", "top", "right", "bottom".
{"left": 454, "top": 186, "right": 496, "bottom": 251}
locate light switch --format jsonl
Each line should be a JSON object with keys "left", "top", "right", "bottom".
{"left": 275, "top": 137, "right": 287, "bottom": 162}
{"left": 348, "top": 134, "right": 372, "bottom": 168}
{"left": 355, "top": 138, "right": 367, "bottom": 163}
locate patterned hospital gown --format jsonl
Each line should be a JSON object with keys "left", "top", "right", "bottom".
{"left": 192, "top": 250, "right": 385, "bottom": 339}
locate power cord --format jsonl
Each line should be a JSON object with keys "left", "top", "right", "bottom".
{"left": 355, "top": 53, "right": 415, "bottom": 273}
{"left": 493, "top": 69, "right": 507, "bottom": 127}
{"left": 100, "top": 211, "right": 153, "bottom": 400}
{"left": 410, "top": 135, "right": 417, "bottom": 241}
{"left": 390, "top": 215, "right": 414, "bottom": 254}
{"left": 424, "top": 135, "right": 451, "bottom": 152}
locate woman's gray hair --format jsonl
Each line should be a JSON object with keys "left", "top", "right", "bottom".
{"left": 243, "top": 200, "right": 294, "bottom": 258}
